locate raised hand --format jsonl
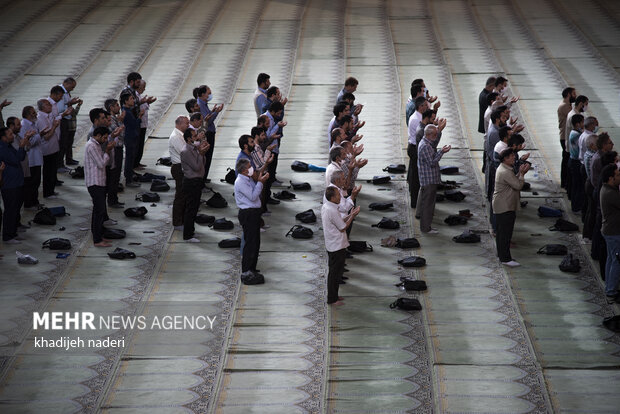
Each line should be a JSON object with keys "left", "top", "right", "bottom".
{"left": 433, "top": 100, "right": 441, "bottom": 111}
{"left": 441, "top": 144, "right": 451, "bottom": 154}
{"left": 259, "top": 171, "right": 270, "bottom": 183}
{"left": 0, "top": 99, "right": 12, "bottom": 109}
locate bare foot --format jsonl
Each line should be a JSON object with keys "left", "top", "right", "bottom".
{"left": 94, "top": 241, "right": 112, "bottom": 247}
{"left": 338, "top": 296, "right": 345, "bottom": 301}
{"left": 330, "top": 300, "right": 345, "bottom": 306}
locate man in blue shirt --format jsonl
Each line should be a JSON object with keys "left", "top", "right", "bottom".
{"left": 254, "top": 73, "right": 271, "bottom": 117}
{"left": 337, "top": 77, "right": 358, "bottom": 103}
{"left": 194, "top": 85, "right": 223, "bottom": 184}
{"left": 263, "top": 101, "right": 287, "bottom": 188}
{"left": 234, "top": 158, "right": 269, "bottom": 285}
{"left": 120, "top": 93, "right": 141, "bottom": 187}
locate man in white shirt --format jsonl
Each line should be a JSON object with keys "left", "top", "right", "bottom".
{"left": 407, "top": 96, "right": 429, "bottom": 206}
{"left": 578, "top": 116, "right": 598, "bottom": 163}
{"left": 322, "top": 186, "right": 360, "bottom": 305}
{"left": 135, "top": 79, "right": 156, "bottom": 169}
{"left": 36, "top": 98, "right": 61, "bottom": 198}
{"left": 168, "top": 116, "right": 190, "bottom": 229}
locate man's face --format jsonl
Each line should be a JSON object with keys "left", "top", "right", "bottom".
{"left": 610, "top": 168, "right": 620, "bottom": 187}
{"left": 94, "top": 133, "right": 109, "bottom": 145}
{"left": 330, "top": 189, "right": 341, "bottom": 204}
{"left": 503, "top": 152, "right": 516, "bottom": 167}
{"left": 192, "top": 103, "right": 200, "bottom": 112}
{"left": 178, "top": 117, "right": 189, "bottom": 132}
{"left": 274, "top": 110, "right": 283, "bottom": 118}
{"left": 10, "top": 119, "right": 21, "bottom": 133}
{"left": 258, "top": 131, "right": 266, "bottom": 143}
{"left": 125, "top": 95, "right": 135, "bottom": 107}
{"left": 188, "top": 129, "right": 197, "bottom": 142}
{"left": 50, "top": 93, "right": 62, "bottom": 102}
{"left": 41, "top": 101, "right": 52, "bottom": 113}
{"left": 500, "top": 112, "right": 509, "bottom": 124}
{"left": 4, "top": 129, "right": 14, "bottom": 142}
{"left": 190, "top": 116, "right": 202, "bottom": 128}
{"left": 111, "top": 102, "right": 120, "bottom": 115}
{"left": 247, "top": 137, "right": 255, "bottom": 151}
{"left": 137, "top": 82, "right": 146, "bottom": 94}
{"left": 339, "top": 129, "right": 347, "bottom": 142}
{"left": 603, "top": 139, "right": 614, "bottom": 152}
{"left": 28, "top": 109, "right": 37, "bottom": 120}
{"left": 342, "top": 120, "right": 351, "bottom": 132}
{"left": 264, "top": 79, "right": 271, "bottom": 89}
{"left": 570, "top": 90, "right": 577, "bottom": 101}
{"left": 65, "top": 81, "right": 76, "bottom": 92}
{"left": 103, "top": 115, "right": 112, "bottom": 128}
{"left": 419, "top": 101, "right": 429, "bottom": 113}
{"left": 94, "top": 113, "right": 106, "bottom": 127}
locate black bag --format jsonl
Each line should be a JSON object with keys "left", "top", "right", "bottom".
{"left": 398, "top": 256, "right": 426, "bottom": 267}
{"left": 438, "top": 180, "right": 460, "bottom": 190}
{"left": 389, "top": 298, "right": 422, "bottom": 311}
{"left": 139, "top": 172, "right": 166, "bottom": 182}
{"left": 453, "top": 230, "right": 481, "bottom": 243}
{"left": 444, "top": 215, "right": 468, "bottom": 226}
{"left": 537, "top": 244, "right": 568, "bottom": 256}
{"left": 602, "top": 315, "right": 620, "bottom": 333}
{"left": 205, "top": 192, "right": 228, "bottom": 208}
{"left": 366, "top": 175, "right": 391, "bottom": 185}
{"left": 348, "top": 241, "right": 373, "bottom": 253}
{"left": 372, "top": 217, "right": 400, "bottom": 229}
{"left": 538, "top": 205, "right": 563, "bottom": 217}
{"left": 396, "top": 238, "right": 420, "bottom": 249}
{"left": 42, "top": 238, "right": 71, "bottom": 250}
{"left": 274, "top": 190, "right": 296, "bottom": 200}
{"left": 107, "top": 247, "right": 136, "bottom": 260}
{"left": 150, "top": 179, "right": 170, "bottom": 192}
{"left": 286, "top": 225, "right": 313, "bottom": 239}
{"left": 295, "top": 209, "right": 317, "bottom": 224}
{"left": 33, "top": 208, "right": 56, "bottom": 225}
{"left": 211, "top": 218, "right": 234, "bottom": 230}
{"left": 444, "top": 190, "right": 466, "bottom": 202}
{"left": 549, "top": 218, "right": 579, "bottom": 232}
{"left": 195, "top": 214, "right": 215, "bottom": 225}
{"left": 156, "top": 156, "right": 172, "bottom": 166}
{"left": 369, "top": 202, "right": 394, "bottom": 211}
{"left": 124, "top": 206, "right": 148, "bottom": 218}
{"left": 218, "top": 237, "right": 241, "bottom": 248}
{"left": 221, "top": 168, "right": 236, "bottom": 184}
{"left": 436, "top": 193, "right": 445, "bottom": 202}
{"left": 70, "top": 166, "right": 84, "bottom": 178}
{"left": 289, "top": 181, "right": 311, "bottom": 191}
{"left": 103, "top": 228, "right": 126, "bottom": 239}
{"left": 396, "top": 278, "right": 427, "bottom": 291}
{"left": 291, "top": 160, "right": 309, "bottom": 171}
{"left": 440, "top": 165, "right": 459, "bottom": 175}
{"left": 383, "top": 164, "right": 406, "bottom": 174}
{"left": 559, "top": 254, "right": 581, "bottom": 273}
{"left": 48, "top": 206, "right": 69, "bottom": 217}
{"left": 135, "top": 192, "right": 160, "bottom": 202}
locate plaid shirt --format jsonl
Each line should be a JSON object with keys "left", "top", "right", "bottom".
{"left": 417, "top": 137, "right": 444, "bottom": 186}
{"left": 251, "top": 145, "right": 271, "bottom": 170}
{"left": 84, "top": 139, "right": 110, "bottom": 187}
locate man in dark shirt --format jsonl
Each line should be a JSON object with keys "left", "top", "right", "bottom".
{"left": 600, "top": 164, "right": 620, "bottom": 303}
{"left": 479, "top": 77, "right": 496, "bottom": 173}
{"left": 0, "top": 127, "right": 30, "bottom": 243}
{"left": 120, "top": 92, "right": 142, "bottom": 187}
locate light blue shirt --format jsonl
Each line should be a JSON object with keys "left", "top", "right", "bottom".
{"left": 198, "top": 97, "right": 217, "bottom": 132}
{"left": 58, "top": 84, "right": 72, "bottom": 120}
{"left": 21, "top": 119, "right": 43, "bottom": 166}
{"left": 405, "top": 98, "right": 415, "bottom": 126}
{"left": 234, "top": 173, "right": 263, "bottom": 209}
{"left": 263, "top": 111, "right": 280, "bottom": 154}
{"left": 257, "top": 94, "right": 270, "bottom": 115}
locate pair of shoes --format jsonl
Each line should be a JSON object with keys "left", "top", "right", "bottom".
{"left": 423, "top": 229, "right": 439, "bottom": 234}
{"left": 204, "top": 178, "right": 211, "bottom": 184}
{"left": 174, "top": 225, "right": 183, "bottom": 230}
{"left": 57, "top": 167, "right": 70, "bottom": 173}
{"left": 260, "top": 227, "right": 266, "bottom": 233}
{"left": 415, "top": 215, "right": 421, "bottom": 220}
{"left": 185, "top": 238, "right": 200, "bottom": 243}
{"left": 66, "top": 159, "right": 79, "bottom": 166}
{"left": 109, "top": 203, "right": 125, "bottom": 209}
{"left": 261, "top": 224, "right": 271, "bottom": 229}
{"left": 252, "top": 270, "right": 265, "bottom": 278}
{"left": 241, "top": 270, "right": 265, "bottom": 285}
{"left": 343, "top": 268, "right": 349, "bottom": 273}
{"left": 103, "top": 219, "right": 118, "bottom": 226}
{"left": 345, "top": 251, "right": 354, "bottom": 259}
{"left": 273, "top": 179, "right": 284, "bottom": 186}
{"left": 338, "top": 280, "right": 346, "bottom": 285}
{"left": 4, "top": 238, "right": 21, "bottom": 244}
{"left": 266, "top": 197, "right": 280, "bottom": 205}
{"left": 502, "top": 260, "right": 521, "bottom": 267}
{"left": 44, "top": 193, "right": 59, "bottom": 199}
{"left": 126, "top": 182, "right": 141, "bottom": 188}
{"left": 606, "top": 293, "right": 620, "bottom": 304}
{"left": 262, "top": 211, "right": 271, "bottom": 216}
{"left": 342, "top": 276, "right": 349, "bottom": 280}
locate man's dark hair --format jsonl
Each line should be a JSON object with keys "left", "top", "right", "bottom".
{"left": 193, "top": 85, "right": 208, "bottom": 99}
{"left": 496, "top": 105, "right": 508, "bottom": 113}
{"left": 50, "top": 85, "right": 64, "bottom": 96}
{"left": 499, "top": 148, "right": 516, "bottom": 162}
{"left": 268, "top": 101, "right": 284, "bottom": 113}
{"left": 562, "top": 87, "right": 575, "bottom": 98}
{"left": 22, "top": 105, "right": 35, "bottom": 118}
{"left": 495, "top": 76, "right": 507, "bottom": 87}
{"left": 571, "top": 114, "right": 584, "bottom": 127}
{"left": 330, "top": 128, "right": 342, "bottom": 144}
{"left": 333, "top": 103, "right": 348, "bottom": 117}
{"left": 257, "top": 114, "right": 269, "bottom": 126}
{"left": 508, "top": 133, "right": 524, "bottom": 148}
{"left": 183, "top": 129, "right": 195, "bottom": 141}
{"left": 6, "top": 117, "right": 18, "bottom": 129}
{"left": 250, "top": 126, "right": 264, "bottom": 138}
{"left": 600, "top": 163, "right": 618, "bottom": 186}
{"left": 104, "top": 99, "right": 117, "bottom": 113}
{"left": 257, "top": 73, "right": 270, "bottom": 86}
{"left": 340, "top": 114, "right": 352, "bottom": 126}
{"left": 89, "top": 108, "right": 106, "bottom": 123}
{"left": 412, "top": 78, "right": 424, "bottom": 86}
{"left": 421, "top": 109, "right": 434, "bottom": 121}
{"left": 601, "top": 150, "right": 618, "bottom": 167}
{"left": 92, "top": 126, "right": 109, "bottom": 138}
{"left": 485, "top": 76, "right": 496, "bottom": 87}
{"left": 341, "top": 92, "right": 355, "bottom": 102}
{"left": 127, "top": 72, "right": 141, "bottom": 84}
{"left": 575, "top": 95, "right": 589, "bottom": 106}
{"left": 596, "top": 132, "right": 611, "bottom": 150}
{"left": 499, "top": 126, "right": 511, "bottom": 140}
{"left": 185, "top": 98, "right": 197, "bottom": 113}
{"left": 0, "top": 127, "right": 8, "bottom": 140}
{"left": 329, "top": 146, "right": 344, "bottom": 163}
{"left": 410, "top": 84, "right": 423, "bottom": 99}
{"left": 490, "top": 110, "right": 503, "bottom": 124}
{"left": 63, "top": 77, "right": 76, "bottom": 85}
{"left": 487, "top": 92, "right": 499, "bottom": 106}
{"left": 414, "top": 96, "right": 427, "bottom": 111}
{"left": 344, "top": 77, "right": 358, "bottom": 87}
{"left": 238, "top": 134, "right": 252, "bottom": 150}
{"left": 266, "top": 86, "right": 279, "bottom": 99}
{"left": 189, "top": 112, "right": 202, "bottom": 123}
{"left": 120, "top": 92, "right": 133, "bottom": 107}
{"left": 325, "top": 186, "right": 338, "bottom": 202}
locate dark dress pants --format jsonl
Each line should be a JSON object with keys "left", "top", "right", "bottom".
{"left": 171, "top": 164, "right": 185, "bottom": 227}
{"left": 496, "top": 211, "right": 516, "bottom": 262}
{"left": 239, "top": 208, "right": 262, "bottom": 272}
{"left": 107, "top": 147, "right": 123, "bottom": 205}
{"left": 124, "top": 142, "right": 137, "bottom": 183}
{"left": 327, "top": 248, "right": 346, "bottom": 303}
{"left": 203, "top": 130, "right": 215, "bottom": 181}
{"left": 1, "top": 186, "right": 23, "bottom": 241}
{"left": 24, "top": 165, "right": 41, "bottom": 207}
{"left": 416, "top": 184, "right": 437, "bottom": 233}
{"left": 560, "top": 139, "right": 569, "bottom": 190}
{"left": 407, "top": 143, "right": 419, "bottom": 206}
{"left": 568, "top": 158, "right": 584, "bottom": 212}
{"left": 182, "top": 177, "right": 203, "bottom": 240}
{"left": 42, "top": 152, "right": 58, "bottom": 197}
{"left": 87, "top": 185, "right": 106, "bottom": 244}
{"left": 59, "top": 119, "right": 76, "bottom": 165}
{"left": 583, "top": 180, "right": 595, "bottom": 239}
{"left": 135, "top": 127, "right": 147, "bottom": 167}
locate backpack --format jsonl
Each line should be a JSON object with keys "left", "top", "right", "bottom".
{"left": 538, "top": 205, "right": 563, "bottom": 217}
{"left": 366, "top": 175, "right": 391, "bottom": 185}
{"left": 453, "top": 230, "right": 481, "bottom": 243}
{"left": 396, "top": 278, "right": 427, "bottom": 291}
{"left": 150, "top": 179, "right": 170, "bottom": 192}
{"left": 221, "top": 168, "right": 236, "bottom": 184}
{"left": 372, "top": 217, "right": 400, "bottom": 229}
{"left": 383, "top": 164, "right": 406, "bottom": 174}
{"left": 124, "top": 206, "right": 148, "bottom": 218}
{"left": 48, "top": 206, "right": 69, "bottom": 217}
{"left": 135, "top": 192, "right": 160, "bottom": 202}
{"left": 33, "top": 208, "right": 56, "bottom": 225}
{"left": 602, "top": 315, "right": 620, "bottom": 333}
{"left": 537, "top": 244, "right": 568, "bottom": 256}
{"left": 295, "top": 209, "right": 317, "bottom": 224}
{"left": 549, "top": 218, "right": 578, "bottom": 232}
{"left": 440, "top": 165, "right": 459, "bottom": 175}
{"left": 444, "top": 190, "right": 466, "bottom": 202}
{"left": 286, "top": 225, "right": 313, "bottom": 239}
{"left": 103, "top": 228, "right": 126, "bottom": 239}
{"left": 195, "top": 214, "right": 215, "bottom": 225}
{"left": 444, "top": 215, "right": 468, "bottom": 226}
{"left": 348, "top": 241, "right": 373, "bottom": 253}
{"left": 389, "top": 298, "right": 422, "bottom": 311}
{"left": 438, "top": 180, "right": 460, "bottom": 190}
{"left": 369, "top": 202, "right": 394, "bottom": 211}
{"left": 559, "top": 254, "right": 580, "bottom": 273}
{"left": 291, "top": 160, "right": 309, "bottom": 171}
{"left": 156, "top": 156, "right": 172, "bottom": 166}
{"left": 42, "top": 238, "right": 71, "bottom": 250}
{"left": 211, "top": 218, "right": 234, "bottom": 230}
{"left": 107, "top": 247, "right": 136, "bottom": 260}
{"left": 289, "top": 181, "right": 311, "bottom": 191}
{"left": 70, "top": 166, "right": 84, "bottom": 178}
{"left": 218, "top": 237, "right": 241, "bottom": 248}
{"left": 396, "top": 238, "right": 420, "bottom": 249}
{"left": 205, "top": 192, "right": 228, "bottom": 208}
{"left": 398, "top": 256, "right": 426, "bottom": 267}
{"left": 139, "top": 172, "right": 166, "bottom": 182}
{"left": 274, "top": 190, "right": 296, "bottom": 200}
{"left": 436, "top": 193, "right": 445, "bottom": 202}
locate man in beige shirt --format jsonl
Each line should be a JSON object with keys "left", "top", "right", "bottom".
{"left": 492, "top": 148, "right": 530, "bottom": 267}
{"left": 558, "top": 87, "right": 576, "bottom": 190}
